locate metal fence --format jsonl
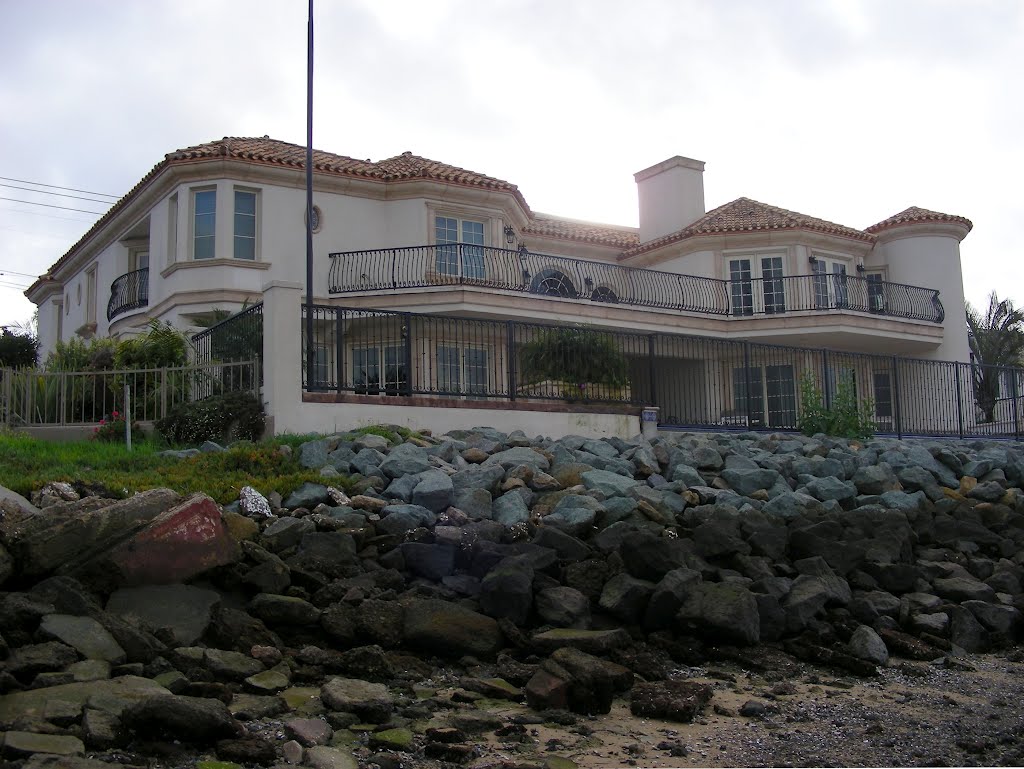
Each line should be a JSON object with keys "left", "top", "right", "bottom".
{"left": 0, "top": 360, "right": 259, "bottom": 428}
{"left": 192, "top": 302, "right": 264, "bottom": 386}
{"left": 327, "top": 244, "right": 944, "bottom": 322}
{"left": 301, "top": 304, "right": 1024, "bottom": 440}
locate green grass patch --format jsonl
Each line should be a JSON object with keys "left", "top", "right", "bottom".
{"left": 0, "top": 431, "right": 352, "bottom": 505}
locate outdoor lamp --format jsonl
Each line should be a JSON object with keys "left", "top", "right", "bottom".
{"left": 504, "top": 225, "right": 515, "bottom": 246}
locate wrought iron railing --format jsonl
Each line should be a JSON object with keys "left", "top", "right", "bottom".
{"left": 328, "top": 244, "right": 730, "bottom": 315}
{"left": 106, "top": 268, "right": 149, "bottom": 321}
{"left": 192, "top": 302, "right": 264, "bottom": 387}
{"left": 327, "top": 244, "right": 944, "bottom": 323}
{"left": 299, "top": 304, "right": 1023, "bottom": 440}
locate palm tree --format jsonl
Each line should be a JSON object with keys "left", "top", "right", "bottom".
{"left": 967, "top": 292, "right": 1024, "bottom": 422}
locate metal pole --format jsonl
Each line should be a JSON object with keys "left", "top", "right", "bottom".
{"left": 124, "top": 384, "right": 132, "bottom": 451}
{"left": 304, "top": 0, "right": 315, "bottom": 394}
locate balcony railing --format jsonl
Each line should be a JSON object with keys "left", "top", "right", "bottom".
{"left": 107, "top": 268, "right": 149, "bottom": 321}
{"left": 327, "top": 244, "right": 943, "bottom": 323}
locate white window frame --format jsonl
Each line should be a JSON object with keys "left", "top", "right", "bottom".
{"left": 436, "top": 343, "right": 491, "bottom": 396}
{"left": 810, "top": 253, "right": 852, "bottom": 309}
{"left": 233, "top": 187, "right": 259, "bottom": 260}
{"left": 726, "top": 252, "right": 787, "bottom": 316}
{"left": 192, "top": 187, "right": 217, "bottom": 260}
{"left": 351, "top": 342, "right": 408, "bottom": 395}
{"left": 85, "top": 265, "right": 97, "bottom": 325}
{"left": 434, "top": 214, "right": 486, "bottom": 279}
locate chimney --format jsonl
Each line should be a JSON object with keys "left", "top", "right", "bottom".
{"left": 634, "top": 156, "right": 706, "bottom": 243}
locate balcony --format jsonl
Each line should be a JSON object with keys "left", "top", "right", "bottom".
{"left": 107, "top": 268, "right": 149, "bottom": 321}
{"left": 327, "top": 245, "right": 943, "bottom": 323}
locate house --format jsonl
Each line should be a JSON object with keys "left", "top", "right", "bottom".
{"left": 25, "top": 136, "right": 980, "bottom": 438}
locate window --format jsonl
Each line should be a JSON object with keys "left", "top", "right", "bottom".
{"left": 812, "top": 256, "right": 848, "bottom": 309}
{"left": 437, "top": 344, "right": 489, "bottom": 395}
{"left": 531, "top": 269, "right": 577, "bottom": 298}
{"left": 873, "top": 370, "right": 893, "bottom": 419}
{"left": 729, "top": 259, "right": 753, "bottom": 316}
{"left": 85, "top": 266, "right": 97, "bottom": 325}
{"left": 352, "top": 344, "right": 407, "bottom": 395}
{"left": 234, "top": 190, "right": 257, "bottom": 260}
{"left": 193, "top": 189, "right": 216, "bottom": 260}
{"left": 435, "top": 215, "right": 485, "bottom": 278}
{"left": 865, "top": 271, "right": 885, "bottom": 312}
{"left": 732, "top": 364, "right": 796, "bottom": 427}
{"left": 729, "top": 254, "right": 786, "bottom": 316}
{"left": 312, "top": 345, "right": 330, "bottom": 388}
{"left": 167, "top": 193, "right": 178, "bottom": 266}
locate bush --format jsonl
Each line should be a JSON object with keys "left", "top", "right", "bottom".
{"left": 45, "top": 336, "right": 119, "bottom": 372}
{"left": 520, "top": 327, "right": 630, "bottom": 388}
{"left": 0, "top": 328, "right": 38, "bottom": 368}
{"left": 156, "top": 390, "right": 265, "bottom": 445}
{"left": 115, "top": 319, "right": 190, "bottom": 369}
{"left": 798, "top": 372, "right": 875, "bottom": 439}
{"left": 92, "top": 410, "right": 144, "bottom": 444}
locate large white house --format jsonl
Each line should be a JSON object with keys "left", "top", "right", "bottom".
{"left": 25, "top": 136, "right": 976, "bottom": 437}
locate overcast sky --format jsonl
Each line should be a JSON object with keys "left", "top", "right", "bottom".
{"left": 1, "top": 0, "right": 1021, "bottom": 329}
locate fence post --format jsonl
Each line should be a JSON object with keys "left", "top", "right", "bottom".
{"left": 507, "top": 321, "right": 516, "bottom": 402}
{"left": 648, "top": 334, "right": 658, "bottom": 407}
{"left": 954, "top": 363, "right": 964, "bottom": 439}
{"left": 124, "top": 384, "right": 132, "bottom": 451}
{"left": 1012, "top": 369, "right": 1021, "bottom": 442}
{"left": 821, "top": 350, "right": 831, "bottom": 411}
{"left": 892, "top": 355, "right": 903, "bottom": 440}
{"left": 402, "top": 313, "right": 413, "bottom": 396}
{"left": 743, "top": 341, "right": 753, "bottom": 428}
{"left": 334, "top": 309, "right": 344, "bottom": 394}
{"left": 260, "top": 280, "right": 304, "bottom": 436}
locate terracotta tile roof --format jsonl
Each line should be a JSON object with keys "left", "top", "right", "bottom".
{"left": 36, "top": 137, "right": 530, "bottom": 281}
{"left": 622, "top": 197, "right": 874, "bottom": 257}
{"left": 523, "top": 213, "right": 640, "bottom": 250}
{"left": 865, "top": 206, "right": 973, "bottom": 234}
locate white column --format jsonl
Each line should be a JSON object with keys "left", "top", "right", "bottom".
{"left": 260, "top": 280, "right": 303, "bottom": 436}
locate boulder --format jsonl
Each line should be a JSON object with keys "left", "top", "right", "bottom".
{"left": 106, "top": 584, "right": 221, "bottom": 647}
{"left": 320, "top": 677, "right": 394, "bottom": 722}
{"left": 402, "top": 599, "right": 503, "bottom": 658}
{"left": 121, "top": 694, "right": 242, "bottom": 744}
{"left": 677, "top": 583, "right": 760, "bottom": 645}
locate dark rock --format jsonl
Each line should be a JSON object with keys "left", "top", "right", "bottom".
{"left": 630, "top": 680, "right": 713, "bottom": 722}
{"left": 402, "top": 599, "right": 503, "bottom": 658}
{"left": 121, "top": 694, "right": 242, "bottom": 744}
{"left": 677, "top": 582, "right": 760, "bottom": 645}
{"left": 480, "top": 557, "right": 534, "bottom": 624}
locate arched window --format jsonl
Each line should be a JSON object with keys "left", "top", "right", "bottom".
{"left": 591, "top": 286, "right": 618, "bottom": 304}
{"left": 530, "top": 269, "right": 577, "bottom": 298}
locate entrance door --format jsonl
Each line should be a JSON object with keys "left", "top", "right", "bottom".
{"left": 812, "top": 258, "right": 848, "bottom": 309}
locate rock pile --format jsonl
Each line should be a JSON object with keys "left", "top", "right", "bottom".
{"left": 0, "top": 426, "right": 1023, "bottom": 767}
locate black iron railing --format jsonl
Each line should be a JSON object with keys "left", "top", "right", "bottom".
{"left": 106, "top": 268, "right": 149, "bottom": 321}
{"left": 192, "top": 302, "right": 264, "bottom": 387}
{"left": 327, "top": 244, "right": 944, "bottom": 323}
{"left": 300, "top": 304, "right": 1023, "bottom": 440}
{"left": 329, "top": 244, "right": 730, "bottom": 315}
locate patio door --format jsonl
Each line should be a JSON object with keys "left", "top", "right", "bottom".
{"left": 812, "top": 258, "right": 848, "bottom": 309}
{"left": 732, "top": 363, "right": 796, "bottom": 427}
{"left": 729, "top": 255, "right": 786, "bottom": 316}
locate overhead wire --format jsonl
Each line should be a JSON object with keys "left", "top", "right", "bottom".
{"left": 0, "top": 196, "right": 105, "bottom": 215}
{"left": 0, "top": 176, "right": 119, "bottom": 199}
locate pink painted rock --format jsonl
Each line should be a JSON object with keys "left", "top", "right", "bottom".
{"left": 71, "top": 494, "right": 240, "bottom": 589}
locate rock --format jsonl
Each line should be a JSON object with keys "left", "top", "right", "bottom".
{"left": 581, "top": 469, "right": 639, "bottom": 497}
{"left": 484, "top": 447, "right": 551, "bottom": 471}
{"left": 848, "top": 625, "right": 889, "bottom": 665}
{"left": 677, "top": 583, "right": 760, "bottom": 645}
{"left": 535, "top": 587, "right": 591, "bottom": 629}
{"left": 15, "top": 488, "right": 181, "bottom": 577}
{"left": 121, "top": 694, "right": 242, "bottom": 744}
{"left": 402, "top": 599, "right": 503, "bottom": 658}
{"left": 480, "top": 558, "right": 534, "bottom": 624}
{"left": 70, "top": 494, "right": 240, "bottom": 590}
{"left": 629, "top": 680, "right": 713, "bottom": 722}
{"left": 6, "top": 641, "right": 80, "bottom": 681}
{"left": 411, "top": 470, "right": 454, "bottom": 513}
{"left": 2, "top": 732, "right": 85, "bottom": 757}
{"left": 261, "top": 516, "right": 316, "bottom": 551}
{"left": 546, "top": 647, "right": 633, "bottom": 715}
{"left": 378, "top": 504, "right": 435, "bottom": 536}
{"left": 531, "top": 628, "right": 632, "bottom": 654}
{"left": 380, "top": 444, "right": 432, "bottom": 478}
{"left": 493, "top": 491, "right": 531, "bottom": 526}
{"left": 644, "top": 568, "right": 702, "bottom": 630}
{"left": 782, "top": 575, "right": 831, "bottom": 633}
{"left": 305, "top": 745, "right": 360, "bottom": 769}
{"left": 38, "top": 614, "right": 126, "bottom": 664}
{"left": 204, "top": 648, "right": 264, "bottom": 680}
{"left": 320, "top": 677, "right": 394, "bottom": 722}
{"left": 284, "top": 717, "right": 334, "bottom": 746}
{"left": 106, "top": 584, "right": 221, "bottom": 646}
{"left": 933, "top": 576, "right": 997, "bottom": 603}
{"left": 720, "top": 468, "right": 783, "bottom": 497}
{"left": 248, "top": 594, "right": 321, "bottom": 626}
{"left": 599, "top": 573, "right": 656, "bottom": 625}
{"left": 400, "top": 543, "right": 456, "bottom": 581}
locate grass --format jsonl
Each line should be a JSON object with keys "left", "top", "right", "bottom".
{"left": 0, "top": 430, "right": 352, "bottom": 505}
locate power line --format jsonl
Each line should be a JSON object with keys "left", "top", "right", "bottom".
{"left": 0, "top": 196, "right": 105, "bottom": 215}
{"left": 0, "top": 268, "right": 44, "bottom": 279}
{"left": 0, "top": 175, "right": 119, "bottom": 199}
{"left": 0, "top": 182, "right": 116, "bottom": 206}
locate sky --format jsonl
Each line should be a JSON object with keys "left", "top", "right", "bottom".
{"left": 1, "top": 0, "right": 1021, "bottom": 329}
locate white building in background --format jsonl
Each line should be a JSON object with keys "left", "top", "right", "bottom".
{"left": 25, "top": 136, "right": 974, "bottom": 436}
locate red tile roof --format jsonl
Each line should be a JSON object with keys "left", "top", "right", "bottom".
{"left": 37, "top": 137, "right": 531, "bottom": 279}
{"left": 621, "top": 197, "right": 874, "bottom": 258}
{"left": 865, "top": 206, "right": 973, "bottom": 234}
{"left": 524, "top": 213, "right": 640, "bottom": 250}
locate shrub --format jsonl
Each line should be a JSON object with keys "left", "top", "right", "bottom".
{"left": 519, "top": 327, "right": 630, "bottom": 389}
{"left": 156, "top": 390, "right": 265, "bottom": 445}
{"left": 115, "top": 319, "right": 190, "bottom": 369}
{"left": 0, "top": 328, "right": 38, "bottom": 368}
{"left": 45, "top": 336, "right": 119, "bottom": 372}
{"left": 798, "top": 371, "right": 875, "bottom": 439}
{"left": 92, "top": 410, "right": 144, "bottom": 444}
